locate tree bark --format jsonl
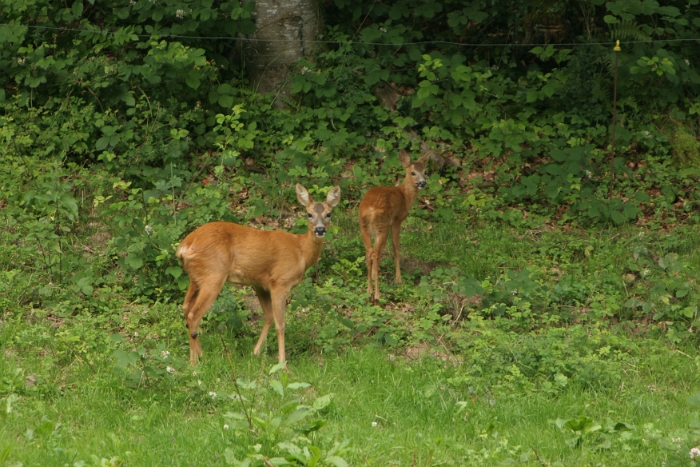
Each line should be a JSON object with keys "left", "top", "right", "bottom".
{"left": 247, "top": 0, "right": 319, "bottom": 107}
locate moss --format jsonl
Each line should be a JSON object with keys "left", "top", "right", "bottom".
{"left": 671, "top": 126, "right": 700, "bottom": 168}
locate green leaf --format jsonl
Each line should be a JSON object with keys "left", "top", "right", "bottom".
{"left": 269, "top": 380, "right": 284, "bottom": 396}
{"left": 268, "top": 458, "right": 290, "bottom": 466}
{"left": 326, "top": 456, "right": 349, "bottom": 467}
{"left": 287, "top": 382, "right": 311, "bottom": 390}
{"left": 340, "top": 318, "right": 355, "bottom": 329}
{"left": 125, "top": 253, "right": 144, "bottom": 270}
{"left": 72, "top": 1, "right": 84, "bottom": 17}
{"left": 186, "top": 71, "right": 201, "bottom": 90}
{"left": 218, "top": 83, "right": 234, "bottom": 95}
{"left": 313, "top": 394, "right": 334, "bottom": 410}
{"left": 269, "top": 361, "right": 287, "bottom": 374}
{"left": 109, "top": 333, "right": 125, "bottom": 343}
{"left": 166, "top": 266, "right": 183, "bottom": 279}
{"left": 283, "top": 407, "right": 313, "bottom": 426}
{"left": 218, "top": 94, "right": 234, "bottom": 108}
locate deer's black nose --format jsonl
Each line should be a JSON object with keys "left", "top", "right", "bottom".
{"left": 417, "top": 180, "right": 426, "bottom": 188}
{"left": 314, "top": 226, "right": 326, "bottom": 236}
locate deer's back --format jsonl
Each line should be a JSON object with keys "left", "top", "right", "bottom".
{"left": 177, "top": 222, "right": 306, "bottom": 289}
{"left": 359, "top": 186, "right": 409, "bottom": 227}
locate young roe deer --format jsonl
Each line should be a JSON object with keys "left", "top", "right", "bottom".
{"left": 358, "top": 150, "right": 428, "bottom": 301}
{"left": 176, "top": 184, "right": 342, "bottom": 365}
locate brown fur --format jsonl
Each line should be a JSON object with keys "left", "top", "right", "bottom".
{"left": 177, "top": 184, "right": 341, "bottom": 365}
{"left": 358, "top": 150, "right": 428, "bottom": 300}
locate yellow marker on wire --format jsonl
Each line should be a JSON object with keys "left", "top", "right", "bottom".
{"left": 614, "top": 40, "right": 621, "bottom": 52}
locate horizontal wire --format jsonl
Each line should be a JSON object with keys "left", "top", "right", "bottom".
{"left": 1, "top": 23, "right": 699, "bottom": 47}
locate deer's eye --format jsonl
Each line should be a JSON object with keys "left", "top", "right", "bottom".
{"left": 326, "top": 213, "right": 331, "bottom": 218}
{"left": 307, "top": 213, "right": 313, "bottom": 218}
{"left": 411, "top": 172, "right": 416, "bottom": 176}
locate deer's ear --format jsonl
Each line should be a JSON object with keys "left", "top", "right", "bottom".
{"left": 398, "top": 150, "right": 412, "bottom": 168}
{"left": 326, "top": 186, "right": 341, "bottom": 207}
{"left": 417, "top": 154, "right": 430, "bottom": 165}
{"left": 296, "top": 183, "right": 311, "bottom": 206}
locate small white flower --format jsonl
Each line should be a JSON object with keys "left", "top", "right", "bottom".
{"left": 176, "top": 9, "right": 185, "bottom": 19}
{"left": 130, "top": 0, "right": 136, "bottom": 4}
{"left": 223, "top": 424, "right": 230, "bottom": 430}
{"left": 685, "top": 59, "right": 690, "bottom": 65}
{"left": 642, "top": 269, "right": 650, "bottom": 277}
{"left": 134, "top": 331, "right": 139, "bottom": 337}
{"left": 690, "top": 447, "right": 700, "bottom": 459}
{"left": 585, "top": 170, "right": 593, "bottom": 178}
{"left": 145, "top": 225, "right": 153, "bottom": 235}
{"left": 371, "top": 421, "right": 378, "bottom": 427}
{"left": 192, "top": 371, "right": 198, "bottom": 376}
{"left": 511, "top": 289, "right": 518, "bottom": 295}
{"left": 301, "top": 66, "right": 310, "bottom": 75}
{"left": 643, "top": 130, "right": 651, "bottom": 137}
{"left": 17, "top": 57, "right": 25, "bottom": 65}
{"left": 380, "top": 27, "right": 387, "bottom": 33}
{"left": 673, "top": 437, "right": 683, "bottom": 443}
{"left": 209, "top": 391, "right": 217, "bottom": 399}
{"left": 166, "top": 366, "right": 176, "bottom": 374}
{"left": 161, "top": 350, "right": 170, "bottom": 358}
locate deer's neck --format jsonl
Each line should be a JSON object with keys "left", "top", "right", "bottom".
{"left": 399, "top": 178, "right": 420, "bottom": 210}
{"left": 301, "top": 230, "right": 325, "bottom": 270}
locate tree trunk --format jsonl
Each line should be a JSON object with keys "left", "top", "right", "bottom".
{"left": 247, "top": 0, "right": 319, "bottom": 107}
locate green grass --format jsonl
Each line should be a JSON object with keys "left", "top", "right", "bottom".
{"left": 2, "top": 215, "right": 700, "bottom": 466}
{"left": 1, "top": 327, "right": 698, "bottom": 466}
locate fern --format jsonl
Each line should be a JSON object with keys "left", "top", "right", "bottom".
{"left": 608, "top": 19, "right": 651, "bottom": 42}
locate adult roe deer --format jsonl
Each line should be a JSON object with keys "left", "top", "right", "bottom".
{"left": 176, "top": 184, "right": 342, "bottom": 365}
{"left": 359, "top": 150, "right": 428, "bottom": 301}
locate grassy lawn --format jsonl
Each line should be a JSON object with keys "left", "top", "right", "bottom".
{"left": 2, "top": 214, "right": 700, "bottom": 466}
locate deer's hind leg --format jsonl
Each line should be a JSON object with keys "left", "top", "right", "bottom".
{"left": 253, "top": 287, "right": 273, "bottom": 357}
{"left": 371, "top": 229, "right": 389, "bottom": 301}
{"left": 391, "top": 222, "right": 403, "bottom": 284}
{"left": 185, "top": 275, "right": 226, "bottom": 365}
{"left": 360, "top": 219, "right": 374, "bottom": 296}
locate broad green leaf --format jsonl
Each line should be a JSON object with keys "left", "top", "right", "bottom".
{"left": 72, "top": 1, "right": 84, "bottom": 17}
{"left": 283, "top": 407, "right": 313, "bottom": 426}
{"left": 218, "top": 94, "right": 234, "bottom": 108}
{"left": 269, "top": 380, "right": 284, "bottom": 397}
{"left": 326, "top": 456, "right": 349, "bottom": 467}
{"left": 125, "top": 253, "right": 144, "bottom": 270}
{"left": 186, "top": 71, "right": 201, "bottom": 90}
